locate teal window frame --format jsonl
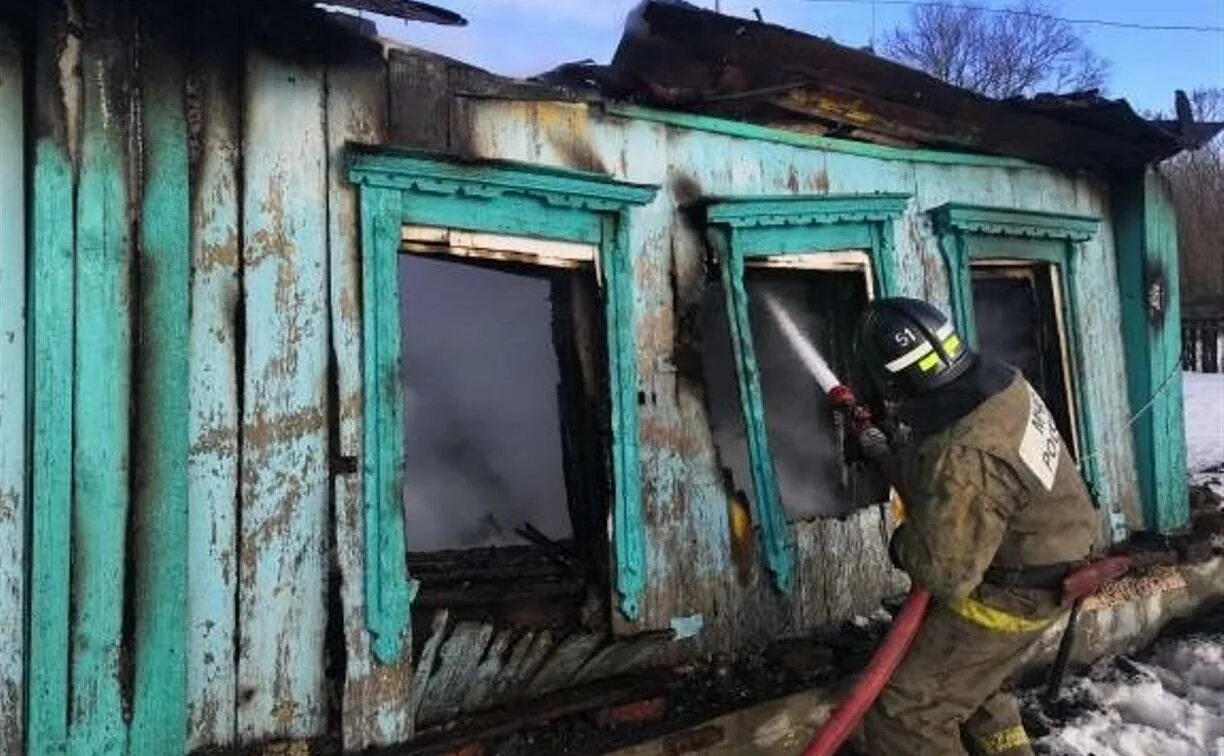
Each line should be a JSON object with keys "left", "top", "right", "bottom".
{"left": 348, "top": 148, "right": 658, "bottom": 664}
{"left": 931, "top": 203, "right": 1117, "bottom": 535}
{"left": 702, "top": 194, "right": 909, "bottom": 593}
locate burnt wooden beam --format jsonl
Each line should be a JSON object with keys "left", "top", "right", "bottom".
{"left": 388, "top": 48, "right": 452, "bottom": 149}
{"left": 386, "top": 671, "right": 676, "bottom": 756}
{"left": 413, "top": 580, "right": 586, "bottom": 610}
{"left": 321, "top": 0, "right": 467, "bottom": 26}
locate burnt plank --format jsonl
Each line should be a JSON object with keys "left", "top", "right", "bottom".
{"left": 185, "top": 0, "right": 243, "bottom": 748}
{"left": 388, "top": 48, "right": 450, "bottom": 149}
{"left": 0, "top": 17, "right": 25, "bottom": 756}
{"left": 326, "top": 40, "right": 417, "bottom": 751}
{"left": 238, "top": 47, "right": 331, "bottom": 741}
{"left": 129, "top": 0, "right": 192, "bottom": 751}
{"left": 71, "top": 0, "right": 134, "bottom": 748}
{"left": 405, "top": 672, "right": 674, "bottom": 755}
{"left": 491, "top": 630, "right": 555, "bottom": 704}
{"left": 26, "top": 2, "right": 78, "bottom": 751}
{"left": 571, "top": 632, "right": 673, "bottom": 684}
{"left": 417, "top": 622, "right": 494, "bottom": 724}
{"left": 460, "top": 629, "right": 515, "bottom": 712}
{"left": 413, "top": 579, "right": 585, "bottom": 609}
{"left": 410, "top": 610, "right": 450, "bottom": 720}
{"left": 487, "top": 630, "right": 535, "bottom": 705}
{"left": 527, "top": 632, "right": 605, "bottom": 695}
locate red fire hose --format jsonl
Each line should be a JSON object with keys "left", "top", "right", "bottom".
{"left": 796, "top": 379, "right": 933, "bottom": 754}
{"left": 800, "top": 586, "right": 932, "bottom": 756}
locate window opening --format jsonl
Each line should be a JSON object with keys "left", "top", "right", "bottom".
{"left": 701, "top": 253, "right": 887, "bottom": 521}
{"left": 397, "top": 233, "right": 610, "bottom": 634}
{"left": 970, "top": 260, "right": 1079, "bottom": 456}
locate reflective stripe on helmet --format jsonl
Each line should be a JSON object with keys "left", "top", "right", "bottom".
{"left": 935, "top": 322, "right": 955, "bottom": 340}
{"left": 884, "top": 340, "right": 935, "bottom": 373}
{"left": 917, "top": 351, "right": 943, "bottom": 372}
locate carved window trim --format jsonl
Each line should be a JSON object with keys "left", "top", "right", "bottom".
{"left": 702, "top": 194, "right": 909, "bottom": 593}
{"left": 349, "top": 147, "right": 658, "bottom": 663}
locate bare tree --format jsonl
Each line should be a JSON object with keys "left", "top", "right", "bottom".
{"left": 884, "top": 0, "right": 1108, "bottom": 98}
{"left": 1162, "top": 89, "right": 1224, "bottom": 307}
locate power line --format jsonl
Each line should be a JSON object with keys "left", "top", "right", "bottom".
{"left": 798, "top": 0, "right": 1224, "bottom": 33}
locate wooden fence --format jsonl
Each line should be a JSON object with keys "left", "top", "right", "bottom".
{"left": 1183, "top": 318, "right": 1224, "bottom": 373}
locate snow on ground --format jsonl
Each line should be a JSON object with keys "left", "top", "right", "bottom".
{"left": 1184, "top": 372, "right": 1224, "bottom": 475}
{"left": 1027, "top": 633, "right": 1224, "bottom": 756}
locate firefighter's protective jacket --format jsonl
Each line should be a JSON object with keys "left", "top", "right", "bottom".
{"left": 891, "top": 371, "right": 1098, "bottom": 627}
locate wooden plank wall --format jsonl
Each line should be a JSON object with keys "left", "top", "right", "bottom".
{"left": 0, "top": 17, "right": 26, "bottom": 754}
{"left": 18, "top": 0, "right": 413, "bottom": 750}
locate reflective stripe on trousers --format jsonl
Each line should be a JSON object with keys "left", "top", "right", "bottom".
{"left": 977, "top": 724, "right": 1031, "bottom": 754}
{"left": 946, "top": 596, "right": 1058, "bottom": 633}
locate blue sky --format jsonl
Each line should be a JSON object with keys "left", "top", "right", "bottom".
{"left": 372, "top": 0, "right": 1224, "bottom": 113}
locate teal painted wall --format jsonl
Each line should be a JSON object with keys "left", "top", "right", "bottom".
{"left": 16, "top": 1, "right": 413, "bottom": 752}
{"left": 459, "top": 99, "right": 1147, "bottom": 648}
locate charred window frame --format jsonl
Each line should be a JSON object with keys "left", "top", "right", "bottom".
{"left": 702, "top": 194, "right": 908, "bottom": 594}
{"left": 931, "top": 203, "right": 1116, "bottom": 536}
{"left": 349, "top": 148, "right": 657, "bottom": 664}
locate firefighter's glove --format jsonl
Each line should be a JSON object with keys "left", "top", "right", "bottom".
{"left": 888, "top": 524, "right": 908, "bottom": 571}
{"left": 857, "top": 425, "right": 892, "bottom": 462}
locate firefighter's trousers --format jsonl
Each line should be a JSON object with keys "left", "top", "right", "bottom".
{"left": 857, "top": 603, "right": 1053, "bottom": 755}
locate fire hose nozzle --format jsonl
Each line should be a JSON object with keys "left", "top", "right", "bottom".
{"left": 827, "top": 385, "right": 876, "bottom": 439}
{"left": 826, "top": 384, "right": 857, "bottom": 408}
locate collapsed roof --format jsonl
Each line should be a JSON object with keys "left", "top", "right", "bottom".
{"left": 538, "top": 0, "right": 1221, "bottom": 172}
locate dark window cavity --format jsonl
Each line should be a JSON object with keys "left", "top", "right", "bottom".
{"left": 971, "top": 262, "right": 1077, "bottom": 452}
{"left": 397, "top": 251, "right": 611, "bottom": 632}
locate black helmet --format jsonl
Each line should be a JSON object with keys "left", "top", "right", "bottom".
{"left": 855, "top": 297, "right": 974, "bottom": 399}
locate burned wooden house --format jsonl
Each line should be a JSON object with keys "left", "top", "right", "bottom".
{"left": 1, "top": 0, "right": 1218, "bottom": 752}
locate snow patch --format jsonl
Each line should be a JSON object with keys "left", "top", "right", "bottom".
{"left": 1184, "top": 372, "right": 1224, "bottom": 474}
{"left": 1028, "top": 633, "right": 1224, "bottom": 756}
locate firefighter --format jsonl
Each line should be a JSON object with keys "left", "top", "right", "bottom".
{"left": 851, "top": 297, "right": 1098, "bottom": 756}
